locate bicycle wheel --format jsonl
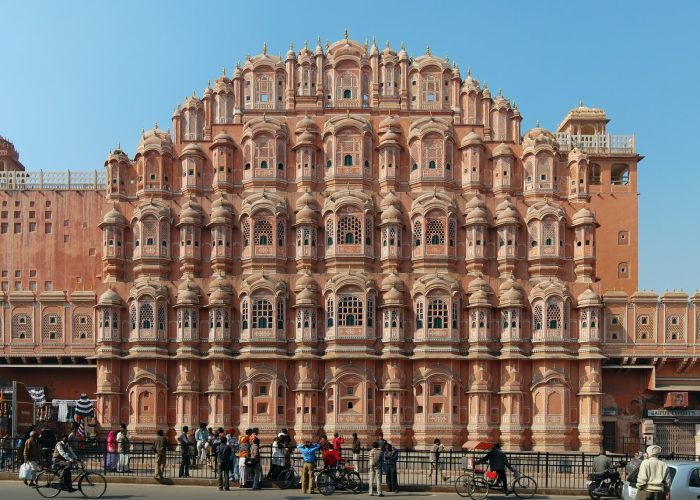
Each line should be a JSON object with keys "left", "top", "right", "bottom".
{"left": 35, "top": 470, "right": 62, "bottom": 499}
{"left": 317, "top": 470, "right": 336, "bottom": 496}
{"left": 455, "top": 474, "right": 473, "bottom": 497}
{"left": 277, "top": 468, "right": 296, "bottom": 489}
{"left": 468, "top": 477, "right": 489, "bottom": 500}
{"left": 78, "top": 471, "right": 107, "bottom": 499}
{"left": 343, "top": 470, "right": 362, "bottom": 493}
{"left": 512, "top": 475, "right": 537, "bottom": 499}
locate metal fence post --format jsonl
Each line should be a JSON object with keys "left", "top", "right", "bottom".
{"left": 544, "top": 452, "right": 549, "bottom": 489}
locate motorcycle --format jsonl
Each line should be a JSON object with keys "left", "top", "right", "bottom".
{"left": 587, "top": 461, "right": 627, "bottom": 499}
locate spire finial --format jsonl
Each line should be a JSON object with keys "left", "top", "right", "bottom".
{"left": 325, "top": 38, "right": 330, "bottom": 50}
{"left": 426, "top": 46, "right": 431, "bottom": 56}
{"left": 262, "top": 41, "right": 267, "bottom": 55}
{"left": 192, "top": 90, "right": 196, "bottom": 97}
{"left": 317, "top": 34, "right": 321, "bottom": 46}
{"left": 467, "top": 67, "right": 471, "bottom": 77}
{"left": 579, "top": 98, "right": 584, "bottom": 107}
{"left": 364, "top": 38, "right": 368, "bottom": 50}
{"left": 385, "top": 39, "right": 389, "bottom": 48}
{"left": 304, "top": 39, "right": 308, "bottom": 50}
{"left": 344, "top": 27, "right": 348, "bottom": 40}
{"left": 536, "top": 120, "right": 541, "bottom": 128}
{"left": 400, "top": 41, "right": 405, "bottom": 50}
{"left": 445, "top": 54, "right": 449, "bottom": 63}
{"left": 222, "top": 67, "right": 226, "bottom": 76}
{"left": 117, "top": 142, "right": 121, "bottom": 150}
{"left": 289, "top": 41, "right": 294, "bottom": 51}
{"left": 236, "top": 61, "right": 241, "bottom": 69}
{"left": 207, "top": 79, "right": 211, "bottom": 88}
{"left": 154, "top": 121, "right": 158, "bottom": 130}
{"left": 498, "top": 88, "right": 502, "bottom": 97}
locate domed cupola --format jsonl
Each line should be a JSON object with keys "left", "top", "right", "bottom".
{"left": 571, "top": 207, "right": 598, "bottom": 283}
{"left": 209, "top": 194, "right": 235, "bottom": 273}
{"left": 174, "top": 275, "right": 201, "bottom": 343}
{"left": 378, "top": 191, "right": 404, "bottom": 269}
{"left": 493, "top": 198, "right": 520, "bottom": 277}
{"left": 293, "top": 190, "right": 320, "bottom": 268}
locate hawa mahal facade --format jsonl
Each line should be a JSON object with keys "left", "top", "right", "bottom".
{"left": 1, "top": 34, "right": 698, "bottom": 453}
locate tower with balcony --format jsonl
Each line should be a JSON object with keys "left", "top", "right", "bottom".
{"left": 322, "top": 114, "right": 374, "bottom": 189}
{"left": 378, "top": 192, "right": 404, "bottom": 271}
{"left": 521, "top": 127, "right": 560, "bottom": 201}
{"left": 322, "top": 189, "right": 375, "bottom": 272}
{"left": 99, "top": 206, "right": 127, "bottom": 281}
{"left": 240, "top": 191, "right": 288, "bottom": 273}
{"left": 408, "top": 116, "right": 455, "bottom": 189}
{"left": 209, "top": 194, "right": 235, "bottom": 274}
{"left": 377, "top": 114, "right": 402, "bottom": 192}
{"left": 176, "top": 197, "right": 204, "bottom": 275}
{"left": 525, "top": 201, "right": 566, "bottom": 279}
{"left": 571, "top": 208, "right": 598, "bottom": 283}
{"left": 410, "top": 191, "right": 458, "bottom": 272}
{"left": 463, "top": 195, "right": 489, "bottom": 275}
{"left": 493, "top": 198, "right": 520, "bottom": 278}
{"left": 293, "top": 191, "right": 319, "bottom": 270}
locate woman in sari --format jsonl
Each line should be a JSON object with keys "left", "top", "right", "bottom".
{"left": 103, "top": 430, "right": 118, "bottom": 472}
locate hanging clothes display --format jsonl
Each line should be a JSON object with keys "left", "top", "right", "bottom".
{"left": 57, "top": 402, "right": 68, "bottom": 422}
{"left": 75, "top": 393, "right": 94, "bottom": 418}
{"left": 27, "top": 387, "right": 46, "bottom": 405}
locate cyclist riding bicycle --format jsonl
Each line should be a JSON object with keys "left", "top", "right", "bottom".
{"left": 53, "top": 433, "right": 80, "bottom": 492}
{"left": 475, "top": 442, "right": 515, "bottom": 496}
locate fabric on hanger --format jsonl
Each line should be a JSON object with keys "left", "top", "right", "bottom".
{"left": 75, "top": 393, "right": 95, "bottom": 417}
{"left": 58, "top": 402, "right": 68, "bottom": 422}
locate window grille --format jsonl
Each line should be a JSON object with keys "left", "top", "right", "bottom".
{"left": 337, "top": 295, "right": 363, "bottom": 326}
{"left": 242, "top": 219, "right": 250, "bottom": 246}
{"left": 252, "top": 299, "right": 273, "bottom": 329}
{"left": 42, "top": 313, "right": 62, "bottom": 341}
{"left": 12, "top": 313, "right": 31, "bottom": 340}
{"left": 546, "top": 300, "right": 562, "bottom": 330}
{"left": 337, "top": 215, "right": 361, "bottom": 245}
{"left": 241, "top": 300, "right": 249, "bottom": 330}
{"left": 426, "top": 219, "right": 445, "bottom": 246}
{"left": 534, "top": 304, "right": 543, "bottom": 331}
{"left": 140, "top": 303, "right": 154, "bottom": 329}
{"left": 277, "top": 298, "right": 285, "bottom": 330}
{"left": 73, "top": 312, "right": 93, "bottom": 341}
{"left": 427, "top": 299, "right": 448, "bottom": 329}
{"left": 326, "top": 217, "right": 334, "bottom": 246}
{"left": 277, "top": 220, "right": 285, "bottom": 247}
{"left": 130, "top": 304, "right": 137, "bottom": 331}
{"left": 448, "top": 220, "right": 456, "bottom": 247}
{"left": 413, "top": 220, "right": 422, "bottom": 247}
{"left": 327, "top": 297, "right": 334, "bottom": 327}
{"left": 416, "top": 300, "right": 424, "bottom": 329}
{"left": 157, "top": 305, "right": 166, "bottom": 331}
{"left": 255, "top": 219, "right": 273, "bottom": 246}
{"left": 367, "top": 297, "right": 374, "bottom": 327}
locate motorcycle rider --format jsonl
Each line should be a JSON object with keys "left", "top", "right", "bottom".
{"left": 592, "top": 450, "right": 613, "bottom": 475}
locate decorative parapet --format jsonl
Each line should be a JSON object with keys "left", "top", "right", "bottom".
{"left": 0, "top": 170, "right": 106, "bottom": 190}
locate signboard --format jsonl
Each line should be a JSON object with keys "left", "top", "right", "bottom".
{"left": 647, "top": 409, "right": 700, "bottom": 417}
{"left": 664, "top": 392, "right": 689, "bottom": 409}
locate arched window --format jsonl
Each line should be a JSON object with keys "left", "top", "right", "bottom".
{"left": 326, "top": 218, "right": 334, "bottom": 246}
{"left": 338, "top": 296, "right": 364, "bottom": 327}
{"left": 343, "top": 154, "right": 353, "bottom": 166}
{"left": 416, "top": 300, "right": 424, "bottom": 329}
{"left": 255, "top": 220, "right": 273, "bottom": 246}
{"left": 337, "top": 215, "right": 361, "bottom": 245}
{"left": 327, "top": 297, "right": 334, "bottom": 327}
{"left": 343, "top": 89, "right": 351, "bottom": 99}
{"left": 139, "top": 303, "right": 153, "bottom": 329}
{"left": 413, "top": 221, "right": 422, "bottom": 247}
{"left": 426, "top": 219, "right": 445, "bottom": 246}
{"left": 260, "top": 160, "right": 268, "bottom": 169}
{"left": 427, "top": 298, "right": 448, "bottom": 329}
{"left": 252, "top": 299, "right": 273, "bottom": 329}
{"left": 241, "top": 300, "right": 249, "bottom": 330}
{"left": 611, "top": 164, "right": 629, "bottom": 185}
{"left": 428, "top": 160, "right": 436, "bottom": 169}
{"left": 533, "top": 304, "right": 543, "bottom": 331}
{"left": 546, "top": 299, "right": 562, "bottom": 329}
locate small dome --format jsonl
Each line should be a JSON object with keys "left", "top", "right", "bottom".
{"left": 379, "top": 114, "right": 400, "bottom": 130}
{"left": 398, "top": 43, "right": 408, "bottom": 61}
{"left": 105, "top": 149, "right": 129, "bottom": 165}
{"left": 296, "top": 114, "right": 317, "bottom": 132}
{"left": 522, "top": 127, "right": 558, "bottom": 152}
{"left": 210, "top": 195, "right": 234, "bottom": 224}
{"left": 380, "top": 191, "right": 401, "bottom": 208}
{"left": 176, "top": 277, "right": 200, "bottom": 305}
{"left": 577, "top": 288, "right": 601, "bottom": 307}
{"left": 295, "top": 130, "right": 316, "bottom": 148}
{"left": 295, "top": 203, "right": 317, "bottom": 225}
{"left": 494, "top": 198, "right": 519, "bottom": 226}
{"left": 98, "top": 288, "right": 122, "bottom": 307}
{"left": 468, "top": 288, "right": 490, "bottom": 307}
{"left": 460, "top": 131, "right": 484, "bottom": 149}
{"left": 380, "top": 204, "right": 402, "bottom": 225}
{"left": 137, "top": 127, "right": 173, "bottom": 156}
{"left": 183, "top": 93, "right": 203, "bottom": 110}
{"left": 178, "top": 199, "right": 203, "bottom": 226}
{"left": 462, "top": 69, "right": 480, "bottom": 92}
{"left": 464, "top": 196, "right": 488, "bottom": 225}
{"left": 467, "top": 274, "right": 490, "bottom": 294}
{"left": 211, "top": 130, "right": 236, "bottom": 148}
{"left": 379, "top": 130, "right": 401, "bottom": 146}
{"left": 382, "top": 286, "right": 404, "bottom": 306}
{"left": 295, "top": 269, "right": 319, "bottom": 291}
{"left": 381, "top": 271, "right": 404, "bottom": 292}
{"left": 101, "top": 207, "right": 126, "bottom": 226}
{"left": 181, "top": 143, "right": 205, "bottom": 157}
{"left": 572, "top": 207, "right": 596, "bottom": 227}
{"left": 492, "top": 143, "right": 514, "bottom": 157}
{"left": 499, "top": 286, "right": 523, "bottom": 307}
{"left": 295, "top": 191, "right": 316, "bottom": 210}
{"left": 294, "top": 286, "right": 316, "bottom": 307}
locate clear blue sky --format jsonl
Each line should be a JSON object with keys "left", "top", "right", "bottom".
{"left": 1, "top": 1, "right": 699, "bottom": 292}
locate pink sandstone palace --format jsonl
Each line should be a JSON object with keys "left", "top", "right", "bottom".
{"left": 1, "top": 34, "right": 698, "bottom": 454}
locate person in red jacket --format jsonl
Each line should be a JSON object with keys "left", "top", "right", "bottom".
{"left": 331, "top": 432, "right": 345, "bottom": 459}
{"left": 322, "top": 442, "right": 338, "bottom": 469}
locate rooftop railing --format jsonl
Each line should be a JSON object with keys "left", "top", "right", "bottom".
{"left": 555, "top": 133, "right": 636, "bottom": 154}
{"left": 0, "top": 170, "right": 106, "bottom": 190}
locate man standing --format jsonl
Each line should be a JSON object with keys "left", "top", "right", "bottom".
{"left": 195, "top": 423, "right": 208, "bottom": 467}
{"left": 153, "top": 429, "right": 167, "bottom": 479}
{"left": 116, "top": 423, "right": 131, "bottom": 473}
{"left": 476, "top": 443, "right": 514, "bottom": 495}
{"left": 429, "top": 438, "right": 446, "bottom": 482}
{"left": 635, "top": 445, "right": 670, "bottom": 500}
{"left": 178, "top": 426, "right": 190, "bottom": 478}
{"left": 23, "top": 430, "right": 42, "bottom": 486}
{"left": 352, "top": 433, "right": 361, "bottom": 468}
{"left": 238, "top": 428, "right": 252, "bottom": 488}
{"left": 297, "top": 439, "right": 321, "bottom": 494}
{"left": 216, "top": 436, "right": 232, "bottom": 491}
{"left": 383, "top": 444, "right": 399, "bottom": 493}
{"left": 368, "top": 441, "right": 384, "bottom": 497}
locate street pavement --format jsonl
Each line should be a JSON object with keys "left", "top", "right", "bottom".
{"left": 0, "top": 481, "right": 590, "bottom": 500}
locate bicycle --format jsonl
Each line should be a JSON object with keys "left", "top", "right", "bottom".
{"left": 455, "top": 466, "right": 537, "bottom": 499}
{"left": 34, "top": 461, "right": 107, "bottom": 499}
{"left": 316, "top": 461, "right": 363, "bottom": 496}
{"left": 272, "top": 462, "right": 300, "bottom": 489}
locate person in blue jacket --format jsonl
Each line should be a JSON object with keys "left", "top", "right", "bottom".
{"left": 297, "top": 440, "right": 321, "bottom": 494}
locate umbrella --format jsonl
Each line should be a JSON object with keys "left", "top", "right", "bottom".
{"left": 461, "top": 440, "right": 494, "bottom": 450}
